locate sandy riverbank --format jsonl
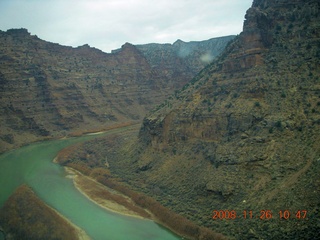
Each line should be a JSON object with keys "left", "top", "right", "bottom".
{"left": 84, "top": 131, "right": 105, "bottom": 136}
{"left": 64, "top": 167, "right": 150, "bottom": 219}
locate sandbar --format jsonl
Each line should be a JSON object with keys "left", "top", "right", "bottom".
{"left": 64, "top": 167, "right": 150, "bottom": 219}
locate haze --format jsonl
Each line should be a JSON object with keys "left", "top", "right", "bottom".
{"left": 0, "top": 0, "right": 252, "bottom": 52}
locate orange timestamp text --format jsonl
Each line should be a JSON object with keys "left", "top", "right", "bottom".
{"left": 212, "top": 210, "right": 307, "bottom": 220}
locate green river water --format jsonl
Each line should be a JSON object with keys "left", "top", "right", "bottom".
{"left": 0, "top": 130, "right": 180, "bottom": 240}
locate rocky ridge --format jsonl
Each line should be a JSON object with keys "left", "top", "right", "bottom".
{"left": 0, "top": 29, "right": 233, "bottom": 152}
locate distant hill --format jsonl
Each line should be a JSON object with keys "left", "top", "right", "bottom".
{"left": 0, "top": 29, "right": 233, "bottom": 152}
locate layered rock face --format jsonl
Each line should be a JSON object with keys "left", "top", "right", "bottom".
{"left": 112, "top": 0, "right": 320, "bottom": 238}
{"left": 0, "top": 30, "right": 233, "bottom": 152}
{"left": 0, "top": 31, "right": 155, "bottom": 152}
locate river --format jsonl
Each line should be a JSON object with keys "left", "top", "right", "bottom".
{"left": 0, "top": 130, "right": 180, "bottom": 240}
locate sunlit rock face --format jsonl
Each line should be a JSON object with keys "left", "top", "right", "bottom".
{"left": 0, "top": 29, "right": 233, "bottom": 152}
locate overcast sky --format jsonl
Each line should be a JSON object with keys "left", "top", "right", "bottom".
{"left": 0, "top": 0, "right": 253, "bottom": 53}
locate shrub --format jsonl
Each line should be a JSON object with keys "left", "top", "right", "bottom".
{"left": 275, "top": 121, "right": 283, "bottom": 131}
{"left": 254, "top": 101, "right": 261, "bottom": 107}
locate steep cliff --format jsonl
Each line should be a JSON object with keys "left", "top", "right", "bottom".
{"left": 106, "top": 0, "right": 320, "bottom": 239}
{"left": 0, "top": 30, "right": 231, "bottom": 152}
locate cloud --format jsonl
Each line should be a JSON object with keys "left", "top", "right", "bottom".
{"left": 0, "top": 0, "right": 253, "bottom": 52}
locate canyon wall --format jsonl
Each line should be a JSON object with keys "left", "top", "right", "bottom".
{"left": 108, "top": 0, "right": 320, "bottom": 238}
{"left": 0, "top": 30, "right": 233, "bottom": 152}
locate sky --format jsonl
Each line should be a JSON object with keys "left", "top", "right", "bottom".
{"left": 0, "top": 0, "right": 253, "bottom": 53}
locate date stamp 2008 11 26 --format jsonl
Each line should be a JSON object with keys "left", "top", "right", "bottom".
{"left": 212, "top": 210, "right": 307, "bottom": 220}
